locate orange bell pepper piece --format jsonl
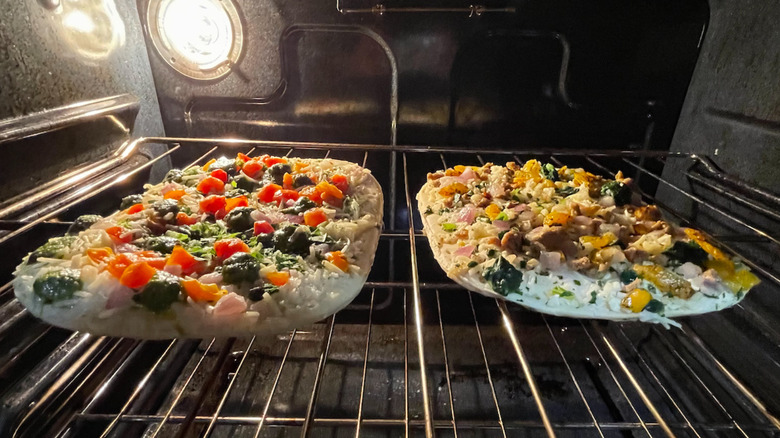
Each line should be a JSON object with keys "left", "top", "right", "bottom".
{"left": 266, "top": 271, "right": 290, "bottom": 286}
{"left": 303, "top": 208, "right": 328, "bottom": 227}
{"left": 119, "top": 261, "right": 157, "bottom": 288}
{"left": 326, "top": 251, "right": 349, "bottom": 272}
{"left": 182, "top": 278, "right": 226, "bottom": 302}
{"left": 164, "top": 189, "right": 186, "bottom": 200}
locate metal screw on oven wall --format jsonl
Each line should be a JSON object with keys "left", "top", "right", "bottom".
{"left": 38, "top": 0, "right": 60, "bottom": 10}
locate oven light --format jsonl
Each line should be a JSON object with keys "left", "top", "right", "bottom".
{"left": 62, "top": 10, "right": 95, "bottom": 34}
{"left": 148, "top": 0, "right": 244, "bottom": 80}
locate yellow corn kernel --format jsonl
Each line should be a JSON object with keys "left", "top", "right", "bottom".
{"left": 633, "top": 264, "right": 693, "bottom": 298}
{"left": 706, "top": 259, "right": 760, "bottom": 293}
{"left": 544, "top": 211, "right": 571, "bottom": 227}
{"left": 572, "top": 170, "right": 596, "bottom": 186}
{"left": 684, "top": 228, "right": 728, "bottom": 261}
{"left": 705, "top": 258, "right": 735, "bottom": 280}
{"left": 485, "top": 203, "right": 502, "bottom": 220}
{"left": 579, "top": 232, "right": 617, "bottom": 250}
{"left": 729, "top": 269, "right": 760, "bottom": 293}
{"left": 438, "top": 182, "right": 468, "bottom": 197}
{"left": 622, "top": 288, "right": 652, "bottom": 313}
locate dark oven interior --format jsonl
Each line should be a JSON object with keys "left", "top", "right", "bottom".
{"left": 1, "top": 1, "right": 780, "bottom": 437}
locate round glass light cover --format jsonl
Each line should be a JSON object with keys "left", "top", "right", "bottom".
{"left": 157, "top": 0, "right": 234, "bottom": 70}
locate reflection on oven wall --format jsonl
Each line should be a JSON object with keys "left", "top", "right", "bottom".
{"left": 138, "top": 0, "right": 708, "bottom": 151}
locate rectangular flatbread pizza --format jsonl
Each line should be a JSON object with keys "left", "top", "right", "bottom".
{"left": 417, "top": 160, "right": 760, "bottom": 326}
{"left": 13, "top": 153, "right": 383, "bottom": 339}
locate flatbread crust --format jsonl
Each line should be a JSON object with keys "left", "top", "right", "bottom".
{"left": 417, "top": 161, "right": 759, "bottom": 326}
{"left": 14, "top": 157, "right": 382, "bottom": 339}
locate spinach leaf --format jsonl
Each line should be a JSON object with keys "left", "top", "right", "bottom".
{"left": 484, "top": 257, "right": 523, "bottom": 296}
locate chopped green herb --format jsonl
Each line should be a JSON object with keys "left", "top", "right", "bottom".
{"left": 510, "top": 188, "right": 523, "bottom": 202}
{"left": 589, "top": 291, "right": 597, "bottom": 304}
{"left": 574, "top": 279, "right": 582, "bottom": 286}
{"left": 438, "top": 208, "right": 451, "bottom": 214}
{"left": 555, "top": 186, "right": 578, "bottom": 197}
{"left": 424, "top": 206, "right": 433, "bottom": 215}
{"left": 467, "top": 261, "right": 478, "bottom": 268}
{"left": 620, "top": 269, "right": 638, "bottom": 284}
{"left": 643, "top": 299, "right": 665, "bottom": 315}
{"left": 540, "top": 163, "right": 559, "bottom": 181}
{"left": 487, "top": 249, "right": 498, "bottom": 258}
{"left": 551, "top": 286, "right": 574, "bottom": 298}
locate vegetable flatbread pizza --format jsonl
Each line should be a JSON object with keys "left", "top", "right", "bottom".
{"left": 14, "top": 153, "right": 383, "bottom": 339}
{"left": 417, "top": 160, "right": 760, "bottom": 326}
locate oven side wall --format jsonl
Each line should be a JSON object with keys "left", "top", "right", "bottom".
{"left": 0, "top": 0, "right": 164, "bottom": 139}
{"left": 671, "top": 0, "right": 780, "bottom": 193}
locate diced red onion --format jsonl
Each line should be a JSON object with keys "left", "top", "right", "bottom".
{"left": 115, "top": 243, "right": 140, "bottom": 253}
{"left": 454, "top": 245, "right": 475, "bottom": 256}
{"left": 512, "top": 204, "right": 528, "bottom": 213}
{"left": 105, "top": 285, "right": 135, "bottom": 309}
{"left": 160, "top": 183, "right": 177, "bottom": 195}
{"left": 458, "top": 166, "right": 476, "bottom": 182}
{"left": 493, "top": 220, "right": 510, "bottom": 231}
{"left": 285, "top": 199, "right": 297, "bottom": 207}
{"left": 213, "top": 292, "right": 248, "bottom": 316}
{"left": 455, "top": 204, "right": 476, "bottom": 223}
{"left": 285, "top": 214, "right": 303, "bottom": 224}
{"left": 199, "top": 272, "right": 223, "bottom": 284}
{"left": 164, "top": 264, "right": 183, "bottom": 276}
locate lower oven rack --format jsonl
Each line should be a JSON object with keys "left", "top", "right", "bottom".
{"left": 1, "top": 138, "right": 779, "bottom": 438}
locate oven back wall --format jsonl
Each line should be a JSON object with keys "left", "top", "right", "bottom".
{"left": 139, "top": 0, "right": 707, "bottom": 151}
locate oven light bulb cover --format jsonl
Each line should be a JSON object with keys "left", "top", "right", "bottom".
{"left": 147, "top": 0, "right": 244, "bottom": 80}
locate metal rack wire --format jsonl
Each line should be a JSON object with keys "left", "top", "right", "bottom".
{"left": 1, "top": 137, "right": 779, "bottom": 438}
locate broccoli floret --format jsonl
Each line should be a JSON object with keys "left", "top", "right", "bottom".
{"left": 222, "top": 253, "right": 260, "bottom": 285}
{"left": 234, "top": 175, "right": 261, "bottom": 192}
{"left": 281, "top": 197, "right": 317, "bottom": 215}
{"left": 132, "top": 272, "right": 181, "bottom": 313}
{"left": 151, "top": 199, "right": 179, "bottom": 220}
{"left": 28, "top": 236, "right": 77, "bottom": 263}
{"left": 208, "top": 157, "right": 237, "bottom": 174}
{"left": 265, "top": 163, "right": 292, "bottom": 185}
{"left": 33, "top": 269, "right": 82, "bottom": 303}
{"left": 272, "top": 225, "right": 312, "bottom": 256}
{"left": 67, "top": 215, "right": 102, "bottom": 235}
{"left": 120, "top": 194, "right": 144, "bottom": 209}
{"left": 600, "top": 181, "right": 632, "bottom": 205}
{"left": 163, "top": 169, "right": 183, "bottom": 183}
{"left": 225, "top": 188, "right": 250, "bottom": 198}
{"left": 224, "top": 207, "right": 255, "bottom": 232}
{"left": 293, "top": 174, "right": 315, "bottom": 188}
{"left": 142, "top": 236, "right": 179, "bottom": 254}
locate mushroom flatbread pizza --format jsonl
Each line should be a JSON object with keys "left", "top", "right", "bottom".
{"left": 14, "top": 153, "right": 383, "bottom": 339}
{"left": 417, "top": 160, "right": 760, "bottom": 327}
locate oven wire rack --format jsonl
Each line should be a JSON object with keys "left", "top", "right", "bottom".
{"left": 0, "top": 137, "right": 779, "bottom": 438}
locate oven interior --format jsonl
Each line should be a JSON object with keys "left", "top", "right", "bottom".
{"left": 1, "top": 1, "right": 779, "bottom": 437}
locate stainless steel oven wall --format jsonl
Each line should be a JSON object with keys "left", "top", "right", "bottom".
{"left": 670, "top": 0, "right": 780, "bottom": 194}
{"left": 138, "top": 0, "right": 707, "bottom": 150}
{"left": 0, "top": 0, "right": 164, "bottom": 138}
